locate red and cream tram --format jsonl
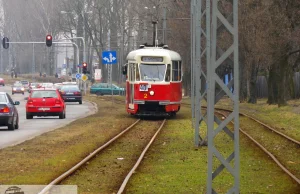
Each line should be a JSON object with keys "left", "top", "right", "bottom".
{"left": 123, "top": 45, "right": 182, "bottom": 116}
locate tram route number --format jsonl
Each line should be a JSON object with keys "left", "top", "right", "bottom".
{"left": 139, "top": 84, "right": 148, "bottom": 91}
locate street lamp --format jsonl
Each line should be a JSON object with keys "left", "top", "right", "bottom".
{"left": 60, "top": 10, "right": 92, "bottom": 68}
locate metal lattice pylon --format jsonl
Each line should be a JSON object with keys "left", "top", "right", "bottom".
{"left": 191, "top": 0, "right": 239, "bottom": 193}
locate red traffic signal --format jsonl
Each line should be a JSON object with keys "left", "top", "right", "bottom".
{"left": 46, "top": 35, "right": 52, "bottom": 47}
{"left": 82, "top": 62, "right": 87, "bottom": 74}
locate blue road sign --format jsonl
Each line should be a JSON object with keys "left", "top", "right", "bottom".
{"left": 62, "top": 64, "right": 67, "bottom": 68}
{"left": 77, "top": 64, "right": 82, "bottom": 68}
{"left": 75, "top": 73, "right": 82, "bottom": 80}
{"left": 102, "top": 51, "right": 117, "bottom": 65}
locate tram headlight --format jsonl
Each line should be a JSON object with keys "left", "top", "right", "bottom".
{"left": 150, "top": 91, "right": 154, "bottom": 96}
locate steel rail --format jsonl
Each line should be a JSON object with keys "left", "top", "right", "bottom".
{"left": 215, "top": 107, "right": 300, "bottom": 146}
{"left": 215, "top": 111, "right": 300, "bottom": 185}
{"left": 117, "top": 119, "right": 167, "bottom": 194}
{"left": 38, "top": 119, "right": 141, "bottom": 194}
{"left": 181, "top": 103, "right": 300, "bottom": 146}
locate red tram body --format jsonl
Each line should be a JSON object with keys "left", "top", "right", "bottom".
{"left": 123, "top": 45, "right": 182, "bottom": 116}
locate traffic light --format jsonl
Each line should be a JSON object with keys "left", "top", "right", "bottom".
{"left": 82, "top": 62, "right": 87, "bottom": 74}
{"left": 2, "top": 37, "right": 9, "bottom": 49}
{"left": 46, "top": 35, "right": 52, "bottom": 47}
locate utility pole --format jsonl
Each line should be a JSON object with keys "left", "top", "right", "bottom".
{"left": 191, "top": 0, "right": 240, "bottom": 193}
{"left": 163, "top": 7, "right": 167, "bottom": 44}
{"left": 0, "top": 39, "right": 2, "bottom": 73}
{"left": 32, "top": 43, "right": 35, "bottom": 80}
{"left": 143, "top": 14, "right": 147, "bottom": 43}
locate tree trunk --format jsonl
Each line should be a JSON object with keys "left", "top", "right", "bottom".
{"left": 267, "top": 64, "right": 279, "bottom": 104}
{"left": 248, "top": 62, "right": 258, "bottom": 104}
{"left": 239, "top": 61, "right": 248, "bottom": 102}
{"left": 278, "top": 54, "right": 289, "bottom": 107}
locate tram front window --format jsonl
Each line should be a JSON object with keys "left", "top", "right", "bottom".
{"left": 140, "top": 64, "right": 166, "bottom": 82}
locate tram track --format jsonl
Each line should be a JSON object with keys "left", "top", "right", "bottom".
{"left": 39, "top": 118, "right": 167, "bottom": 194}
{"left": 182, "top": 103, "right": 299, "bottom": 144}
{"left": 183, "top": 102, "right": 300, "bottom": 185}
{"left": 214, "top": 109, "right": 300, "bottom": 185}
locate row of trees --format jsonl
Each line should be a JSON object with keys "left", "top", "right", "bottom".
{"left": 239, "top": 0, "right": 300, "bottom": 106}
{"left": 0, "top": 0, "right": 299, "bottom": 105}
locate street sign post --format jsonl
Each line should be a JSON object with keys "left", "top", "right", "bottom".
{"left": 102, "top": 51, "right": 117, "bottom": 64}
{"left": 75, "top": 73, "right": 81, "bottom": 80}
{"left": 95, "top": 69, "right": 101, "bottom": 81}
{"left": 81, "top": 74, "right": 88, "bottom": 82}
{"left": 81, "top": 74, "right": 88, "bottom": 96}
{"left": 102, "top": 51, "right": 117, "bottom": 103}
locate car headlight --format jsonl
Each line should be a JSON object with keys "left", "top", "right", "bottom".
{"left": 21, "top": 88, "right": 24, "bottom": 91}
{"left": 13, "top": 88, "right": 16, "bottom": 91}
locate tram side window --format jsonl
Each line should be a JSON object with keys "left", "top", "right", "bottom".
{"left": 136, "top": 64, "right": 140, "bottom": 81}
{"left": 172, "top": 61, "right": 181, "bottom": 81}
{"left": 165, "top": 64, "right": 171, "bottom": 82}
{"left": 129, "top": 63, "right": 135, "bottom": 81}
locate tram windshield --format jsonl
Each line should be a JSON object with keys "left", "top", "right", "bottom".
{"left": 139, "top": 64, "right": 166, "bottom": 82}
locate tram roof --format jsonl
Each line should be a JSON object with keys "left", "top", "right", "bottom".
{"left": 126, "top": 47, "right": 181, "bottom": 61}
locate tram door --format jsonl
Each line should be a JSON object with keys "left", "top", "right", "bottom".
{"left": 128, "top": 63, "right": 135, "bottom": 108}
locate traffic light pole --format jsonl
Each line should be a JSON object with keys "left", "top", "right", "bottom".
{"left": 5, "top": 41, "right": 80, "bottom": 78}
{"left": 53, "top": 37, "right": 86, "bottom": 64}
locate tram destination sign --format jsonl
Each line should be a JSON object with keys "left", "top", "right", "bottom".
{"left": 141, "top": 56, "right": 163, "bottom": 62}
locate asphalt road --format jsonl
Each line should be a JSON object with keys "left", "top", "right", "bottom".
{"left": 0, "top": 85, "right": 97, "bottom": 149}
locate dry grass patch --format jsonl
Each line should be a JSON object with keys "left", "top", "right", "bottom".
{"left": 216, "top": 98, "right": 300, "bottom": 140}
{"left": 0, "top": 95, "right": 135, "bottom": 185}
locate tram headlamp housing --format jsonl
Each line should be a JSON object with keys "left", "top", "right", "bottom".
{"left": 150, "top": 91, "right": 154, "bottom": 96}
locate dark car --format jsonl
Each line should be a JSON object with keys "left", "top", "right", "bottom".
{"left": 0, "top": 92, "right": 20, "bottom": 130}
{"left": 90, "top": 83, "right": 125, "bottom": 96}
{"left": 12, "top": 83, "right": 25, "bottom": 95}
{"left": 60, "top": 85, "right": 82, "bottom": 104}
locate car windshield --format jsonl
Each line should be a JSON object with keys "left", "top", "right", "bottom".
{"left": 61, "top": 85, "right": 80, "bottom": 91}
{"left": 13, "top": 83, "right": 23, "bottom": 87}
{"left": 139, "top": 64, "right": 166, "bottom": 81}
{"left": 21, "top": 81, "right": 29, "bottom": 84}
{"left": 92, "top": 83, "right": 101, "bottom": 87}
{"left": 31, "top": 91, "right": 58, "bottom": 98}
{"left": 0, "top": 94, "right": 7, "bottom": 103}
{"left": 31, "top": 83, "right": 38, "bottom": 86}
{"left": 41, "top": 83, "right": 53, "bottom": 87}
{"left": 112, "top": 84, "right": 119, "bottom": 89}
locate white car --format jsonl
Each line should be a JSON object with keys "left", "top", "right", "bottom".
{"left": 20, "top": 80, "right": 30, "bottom": 89}
{"left": 40, "top": 83, "right": 54, "bottom": 88}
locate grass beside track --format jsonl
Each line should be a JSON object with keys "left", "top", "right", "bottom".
{"left": 182, "top": 97, "right": 300, "bottom": 141}
{"left": 0, "top": 95, "right": 298, "bottom": 193}
{"left": 125, "top": 104, "right": 299, "bottom": 193}
{"left": 0, "top": 96, "right": 136, "bottom": 185}
{"left": 217, "top": 98, "right": 300, "bottom": 141}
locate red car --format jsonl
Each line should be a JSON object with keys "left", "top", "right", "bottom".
{"left": 26, "top": 88, "right": 66, "bottom": 119}
{"left": 0, "top": 78, "right": 5, "bottom": 86}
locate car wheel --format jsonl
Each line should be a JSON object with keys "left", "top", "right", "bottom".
{"left": 59, "top": 112, "right": 65, "bottom": 119}
{"left": 22, "top": 93, "right": 24, "bottom": 95}
{"left": 12, "top": 93, "right": 14, "bottom": 95}
{"left": 26, "top": 113, "right": 33, "bottom": 119}
{"left": 15, "top": 117, "right": 19, "bottom": 129}
{"left": 96, "top": 91, "right": 102, "bottom": 96}
{"left": 8, "top": 118, "right": 15, "bottom": 131}
{"left": 79, "top": 100, "right": 82, "bottom": 104}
